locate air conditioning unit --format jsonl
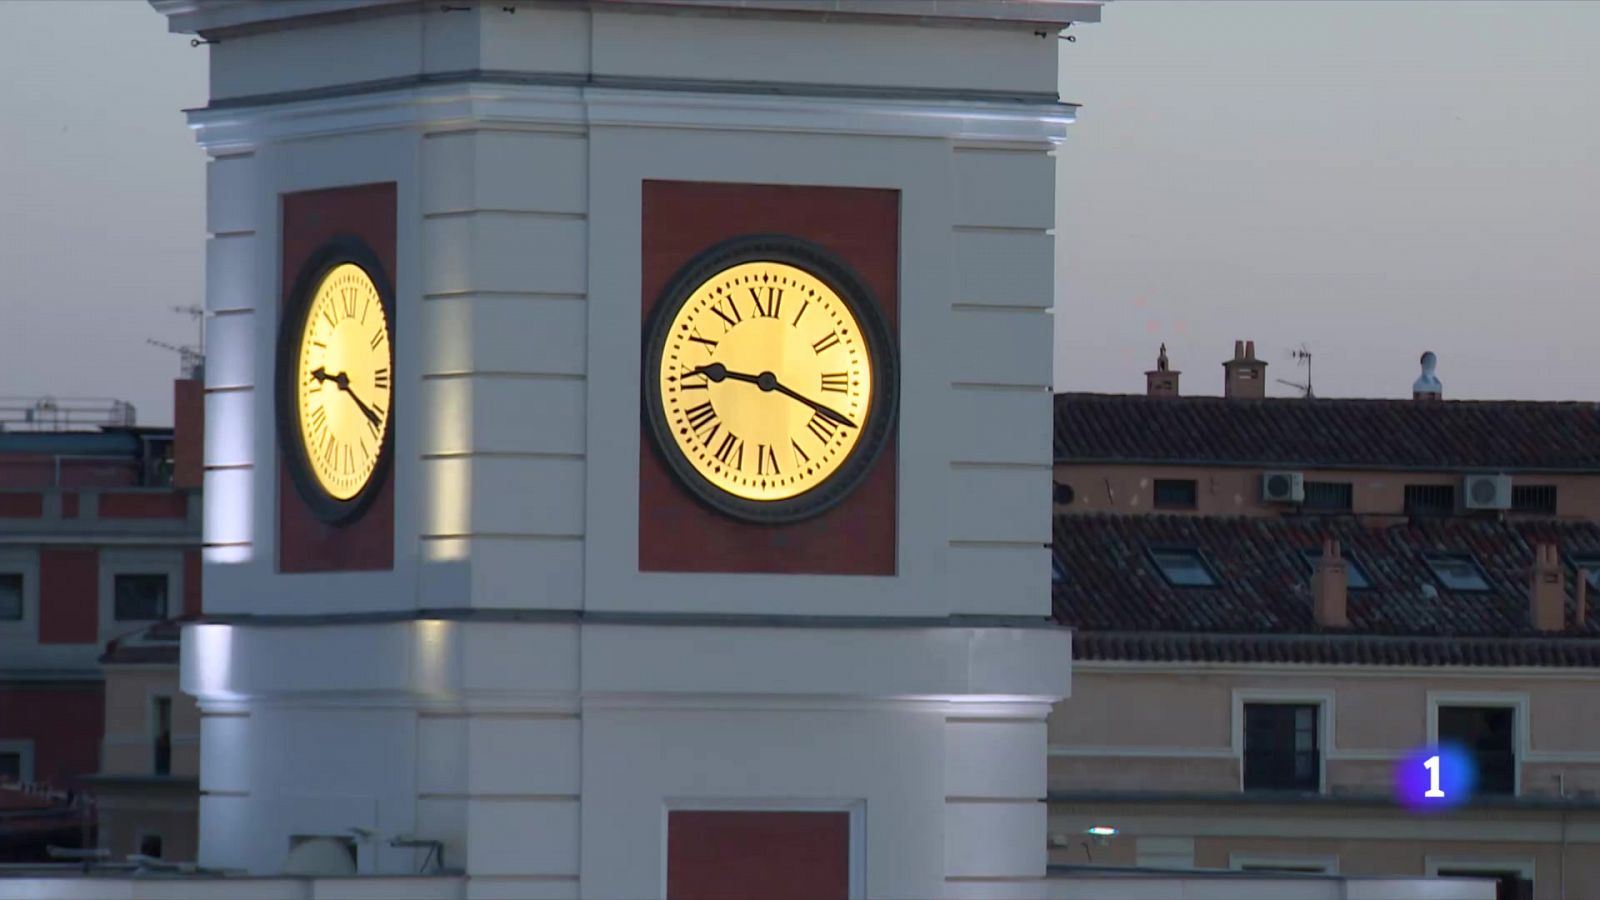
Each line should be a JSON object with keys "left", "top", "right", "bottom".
{"left": 1261, "top": 471, "right": 1305, "bottom": 503}
{"left": 1463, "top": 474, "right": 1512, "bottom": 510}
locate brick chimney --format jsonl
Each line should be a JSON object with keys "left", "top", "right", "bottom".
{"left": 173, "top": 378, "right": 204, "bottom": 490}
{"left": 1313, "top": 538, "right": 1348, "bottom": 628}
{"left": 1146, "top": 343, "right": 1180, "bottom": 397}
{"left": 1531, "top": 543, "right": 1565, "bottom": 632}
{"left": 1222, "top": 339, "right": 1266, "bottom": 400}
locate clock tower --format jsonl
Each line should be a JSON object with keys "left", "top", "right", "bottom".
{"left": 152, "top": 1, "right": 1099, "bottom": 895}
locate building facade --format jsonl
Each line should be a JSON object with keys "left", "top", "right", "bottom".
{"left": 0, "top": 380, "right": 202, "bottom": 860}
{"left": 1048, "top": 344, "right": 1600, "bottom": 900}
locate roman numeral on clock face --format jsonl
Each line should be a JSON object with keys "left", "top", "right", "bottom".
{"left": 807, "top": 412, "right": 839, "bottom": 444}
{"left": 812, "top": 331, "right": 841, "bottom": 354}
{"left": 820, "top": 371, "right": 848, "bottom": 393}
{"left": 373, "top": 367, "right": 389, "bottom": 390}
{"left": 757, "top": 443, "right": 781, "bottom": 475}
{"left": 341, "top": 288, "right": 357, "bottom": 319}
{"left": 749, "top": 286, "right": 782, "bottom": 319}
{"left": 713, "top": 432, "right": 744, "bottom": 469}
{"left": 710, "top": 295, "right": 741, "bottom": 329}
{"left": 790, "top": 438, "right": 810, "bottom": 467}
{"left": 685, "top": 402, "right": 717, "bottom": 434}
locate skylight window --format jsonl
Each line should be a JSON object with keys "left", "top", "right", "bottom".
{"left": 1569, "top": 557, "right": 1600, "bottom": 590}
{"left": 1148, "top": 548, "right": 1218, "bottom": 588}
{"left": 1301, "top": 548, "right": 1372, "bottom": 590}
{"left": 1052, "top": 555, "right": 1067, "bottom": 584}
{"left": 1424, "top": 554, "right": 1491, "bottom": 592}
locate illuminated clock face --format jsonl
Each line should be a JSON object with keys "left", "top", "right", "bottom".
{"left": 644, "top": 238, "right": 897, "bottom": 522}
{"left": 288, "top": 261, "right": 392, "bottom": 507}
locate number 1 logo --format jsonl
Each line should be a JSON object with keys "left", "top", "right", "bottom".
{"left": 1423, "top": 754, "right": 1445, "bottom": 798}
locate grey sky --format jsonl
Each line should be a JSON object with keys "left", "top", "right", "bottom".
{"left": 1, "top": 2, "right": 1597, "bottom": 428}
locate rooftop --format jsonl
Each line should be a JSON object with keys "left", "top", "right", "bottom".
{"left": 1053, "top": 513, "right": 1600, "bottom": 667}
{"left": 1054, "top": 392, "right": 1600, "bottom": 472}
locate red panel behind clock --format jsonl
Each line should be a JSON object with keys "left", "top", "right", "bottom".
{"left": 640, "top": 181, "right": 898, "bottom": 575}
{"left": 278, "top": 183, "right": 396, "bottom": 573}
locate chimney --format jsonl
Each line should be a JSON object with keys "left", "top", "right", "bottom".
{"left": 1413, "top": 351, "right": 1442, "bottom": 401}
{"left": 1145, "top": 343, "right": 1181, "bottom": 397}
{"left": 1313, "top": 538, "right": 1348, "bottom": 628}
{"left": 1577, "top": 568, "right": 1590, "bottom": 628}
{"left": 1222, "top": 339, "right": 1266, "bottom": 399}
{"left": 1531, "top": 543, "right": 1565, "bottom": 632}
{"left": 173, "top": 378, "right": 204, "bottom": 490}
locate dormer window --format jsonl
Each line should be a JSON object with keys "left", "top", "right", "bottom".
{"left": 1425, "top": 554, "right": 1491, "bottom": 593}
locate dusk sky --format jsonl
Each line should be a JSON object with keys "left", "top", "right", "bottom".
{"left": 2, "top": 1, "right": 1598, "bottom": 426}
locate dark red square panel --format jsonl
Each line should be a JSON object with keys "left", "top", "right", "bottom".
{"left": 667, "top": 810, "right": 850, "bottom": 900}
{"left": 640, "top": 181, "right": 899, "bottom": 575}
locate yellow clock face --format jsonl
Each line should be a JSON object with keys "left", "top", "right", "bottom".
{"left": 656, "top": 260, "right": 874, "bottom": 503}
{"left": 293, "top": 262, "right": 392, "bottom": 502}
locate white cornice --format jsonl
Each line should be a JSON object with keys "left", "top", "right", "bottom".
{"left": 186, "top": 81, "right": 1076, "bottom": 153}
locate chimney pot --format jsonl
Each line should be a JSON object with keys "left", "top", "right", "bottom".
{"left": 1531, "top": 542, "right": 1565, "bottom": 632}
{"left": 1234, "top": 340, "right": 1244, "bottom": 360}
{"left": 1313, "top": 537, "right": 1348, "bottom": 628}
{"left": 1146, "top": 344, "right": 1181, "bottom": 397}
{"left": 1246, "top": 340, "right": 1256, "bottom": 358}
{"left": 1222, "top": 338, "right": 1267, "bottom": 400}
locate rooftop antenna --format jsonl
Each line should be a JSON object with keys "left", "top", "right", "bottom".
{"left": 147, "top": 306, "right": 206, "bottom": 380}
{"left": 1276, "top": 344, "right": 1314, "bottom": 398}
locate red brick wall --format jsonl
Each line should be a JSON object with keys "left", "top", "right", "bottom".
{"left": 667, "top": 810, "right": 850, "bottom": 900}
{"left": 0, "top": 493, "right": 43, "bottom": 518}
{"left": 639, "top": 181, "right": 900, "bottom": 576}
{"left": 97, "top": 492, "right": 188, "bottom": 519}
{"left": 0, "top": 457, "right": 138, "bottom": 490}
{"left": 38, "top": 549, "right": 98, "bottom": 645}
{"left": 0, "top": 686, "right": 104, "bottom": 785}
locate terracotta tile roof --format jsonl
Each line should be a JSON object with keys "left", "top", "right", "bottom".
{"left": 1052, "top": 513, "right": 1600, "bottom": 666}
{"left": 1054, "top": 393, "right": 1600, "bottom": 471}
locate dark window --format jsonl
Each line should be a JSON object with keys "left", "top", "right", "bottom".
{"left": 0, "top": 752, "right": 20, "bottom": 782}
{"left": 1053, "top": 482, "right": 1076, "bottom": 505}
{"left": 153, "top": 696, "right": 172, "bottom": 776}
{"left": 1425, "top": 554, "right": 1491, "bottom": 592}
{"left": 1301, "top": 549, "right": 1372, "bottom": 590}
{"left": 1148, "top": 548, "right": 1218, "bottom": 588}
{"left": 1243, "top": 703, "right": 1320, "bottom": 792}
{"left": 1405, "top": 484, "right": 1456, "bottom": 516}
{"left": 1302, "top": 481, "right": 1353, "bottom": 512}
{"left": 115, "top": 574, "right": 168, "bottom": 621}
{"left": 1435, "top": 870, "right": 1533, "bottom": 900}
{"left": 139, "top": 834, "right": 164, "bottom": 859}
{"left": 1570, "top": 557, "right": 1600, "bottom": 591}
{"left": 1239, "top": 863, "right": 1331, "bottom": 874}
{"left": 1511, "top": 484, "right": 1557, "bottom": 515}
{"left": 1051, "top": 555, "right": 1067, "bottom": 584}
{"left": 1153, "top": 479, "right": 1198, "bottom": 510}
{"left": 1438, "top": 705, "right": 1516, "bottom": 795}
{"left": 0, "top": 573, "right": 21, "bottom": 621}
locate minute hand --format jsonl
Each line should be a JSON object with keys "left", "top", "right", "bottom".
{"left": 691, "top": 364, "right": 857, "bottom": 429}
{"left": 769, "top": 380, "right": 856, "bottom": 428}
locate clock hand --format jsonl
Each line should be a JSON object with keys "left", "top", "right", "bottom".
{"left": 312, "top": 367, "right": 382, "bottom": 427}
{"left": 692, "top": 364, "right": 857, "bottom": 429}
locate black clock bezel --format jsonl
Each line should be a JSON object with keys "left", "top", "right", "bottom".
{"left": 275, "top": 237, "right": 396, "bottom": 527}
{"left": 642, "top": 234, "right": 899, "bottom": 524}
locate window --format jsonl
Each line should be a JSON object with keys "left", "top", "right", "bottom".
{"left": 1243, "top": 703, "right": 1320, "bottom": 792}
{"left": 1302, "top": 548, "right": 1372, "bottom": 589}
{"left": 153, "top": 696, "right": 173, "bottom": 776}
{"left": 1425, "top": 554, "right": 1491, "bottom": 592}
{"left": 1438, "top": 705, "right": 1516, "bottom": 795}
{"left": 0, "top": 752, "right": 20, "bottom": 782}
{"left": 1148, "top": 548, "right": 1218, "bottom": 587}
{"left": 0, "top": 573, "right": 21, "bottom": 621}
{"left": 1053, "top": 482, "right": 1075, "bottom": 505}
{"left": 1153, "top": 479, "right": 1198, "bottom": 510}
{"left": 1051, "top": 555, "right": 1067, "bottom": 584}
{"left": 1405, "top": 484, "right": 1456, "bottom": 516}
{"left": 1433, "top": 867, "right": 1534, "bottom": 900}
{"left": 139, "top": 834, "right": 164, "bottom": 859}
{"left": 1511, "top": 485, "right": 1557, "bottom": 515}
{"left": 114, "top": 574, "right": 168, "bottom": 621}
{"left": 1569, "top": 557, "right": 1600, "bottom": 590}
{"left": 1302, "top": 481, "right": 1353, "bottom": 513}
{"left": 1231, "top": 855, "right": 1337, "bottom": 875}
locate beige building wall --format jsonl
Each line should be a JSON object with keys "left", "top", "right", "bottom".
{"left": 1054, "top": 463, "right": 1600, "bottom": 521}
{"left": 101, "top": 666, "right": 198, "bottom": 777}
{"left": 1049, "top": 667, "right": 1600, "bottom": 899}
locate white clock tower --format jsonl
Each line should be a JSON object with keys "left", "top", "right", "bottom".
{"left": 151, "top": 1, "right": 1099, "bottom": 896}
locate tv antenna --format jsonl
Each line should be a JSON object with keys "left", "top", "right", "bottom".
{"left": 146, "top": 306, "right": 207, "bottom": 380}
{"left": 1276, "top": 344, "right": 1314, "bottom": 398}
